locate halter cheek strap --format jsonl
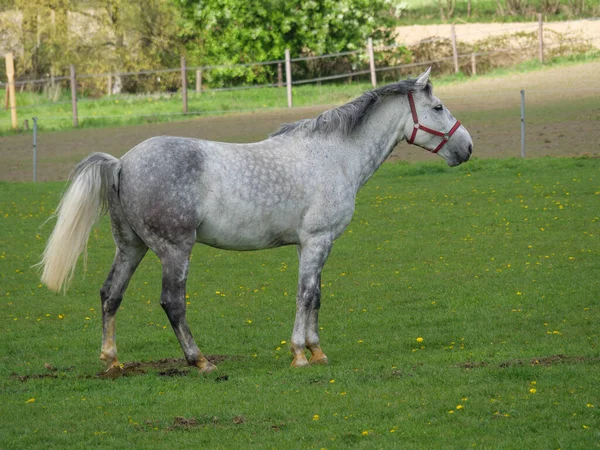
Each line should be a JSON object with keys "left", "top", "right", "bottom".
{"left": 407, "top": 91, "right": 461, "bottom": 154}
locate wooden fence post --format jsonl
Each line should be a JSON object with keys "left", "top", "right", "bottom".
{"left": 367, "top": 38, "right": 377, "bottom": 88}
{"left": 285, "top": 49, "right": 292, "bottom": 108}
{"left": 277, "top": 63, "right": 283, "bottom": 88}
{"left": 451, "top": 24, "right": 459, "bottom": 74}
{"left": 195, "top": 69, "right": 202, "bottom": 94}
{"left": 107, "top": 74, "right": 112, "bottom": 96}
{"left": 4, "top": 52, "right": 18, "bottom": 129}
{"left": 70, "top": 64, "right": 78, "bottom": 127}
{"left": 181, "top": 56, "right": 188, "bottom": 113}
{"left": 538, "top": 14, "right": 544, "bottom": 64}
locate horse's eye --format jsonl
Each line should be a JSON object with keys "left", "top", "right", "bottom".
{"left": 434, "top": 104, "right": 444, "bottom": 111}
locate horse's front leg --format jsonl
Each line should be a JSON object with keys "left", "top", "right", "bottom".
{"left": 290, "top": 237, "right": 332, "bottom": 367}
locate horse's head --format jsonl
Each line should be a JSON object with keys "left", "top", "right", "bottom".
{"left": 403, "top": 68, "right": 473, "bottom": 166}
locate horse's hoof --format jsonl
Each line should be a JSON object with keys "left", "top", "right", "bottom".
{"left": 290, "top": 354, "right": 309, "bottom": 368}
{"left": 309, "top": 355, "right": 329, "bottom": 365}
{"left": 100, "top": 353, "right": 120, "bottom": 370}
{"left": 196, "top": 359, "right": 218, "bottom": 374}
{"left": 308, "top": 346, "right": 328, "bottom": 365}
{"left": 102, "top": 365, "right": 124, "bottom": 379}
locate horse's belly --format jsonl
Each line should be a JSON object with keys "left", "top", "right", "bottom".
{"left": 195, "top": 216, "right": 299, "bottom": 250}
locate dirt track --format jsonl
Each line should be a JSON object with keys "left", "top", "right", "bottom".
{"left": 1, "top": 61, "right": 599, "bottom": 182}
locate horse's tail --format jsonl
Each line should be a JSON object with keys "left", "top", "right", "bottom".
{"left": 39, "top": 153, "right": 122, "bottom": 293}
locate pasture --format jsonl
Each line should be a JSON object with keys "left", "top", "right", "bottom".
{"left": 0, "top": 156, "right": 598, "bottom": 448}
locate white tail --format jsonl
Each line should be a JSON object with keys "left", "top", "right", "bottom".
{"left": 39, "top": 153, "right": 121, "bottom": 292}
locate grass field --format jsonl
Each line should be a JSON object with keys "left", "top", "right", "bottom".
{"left": 0, "top": 157, "right": 598, "bottom": 448}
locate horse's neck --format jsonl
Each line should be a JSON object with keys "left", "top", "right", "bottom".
{"left": 341, "top": 101, "right": 409, "bottom": 189}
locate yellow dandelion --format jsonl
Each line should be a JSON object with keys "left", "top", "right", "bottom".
{"left": 26, "top": 398, "right": 35, "bottom": 403}
{"left": 361, "top": 431, "right": 369, "bottom": 436}
{"left": 416, "top": 337, "right": 424, "bottom": 343}
{"left": 312, "top": 414, "right": 319, "bottom": 421}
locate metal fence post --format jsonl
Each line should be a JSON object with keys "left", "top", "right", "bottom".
{"left": 285, "top": 49, "right": 293, "bottom": 108}
{"left": 32, "top": 117, "right": 38, "bottom": 182}
{"left": 367, "top": 38, "right": 377, "bottom": 88}
{"left": 70, "top": 65, "right": 78, "bottom": 127}
{"left": 181, "top": 56, "right": 188, "bottom": 113}
{"left": 520, "top": 90, "right": 525, "bottom": 158}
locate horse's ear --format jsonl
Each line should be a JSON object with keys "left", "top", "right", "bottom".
{"left": 415, "top": 67, "right": 432, "bottom": 87}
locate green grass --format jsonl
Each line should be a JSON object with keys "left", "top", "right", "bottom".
{"left": 1, "top": 157, "right": 599, "bottom": 448}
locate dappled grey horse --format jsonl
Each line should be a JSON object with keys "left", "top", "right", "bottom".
{"left": 39, "top": 68, "right": 472, "bottom": 372}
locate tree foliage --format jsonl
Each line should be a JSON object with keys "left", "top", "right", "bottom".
{"left": 3, "top": 0, "right": 402, "bottom": 91}
{"left": 175, "top": 0, "right": 401, "bottom": 85}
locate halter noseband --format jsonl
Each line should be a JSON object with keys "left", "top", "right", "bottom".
{"left": 406, "top": 91, "right": 462, "bottom": 154}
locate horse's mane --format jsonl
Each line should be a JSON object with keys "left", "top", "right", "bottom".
{"left": 270, "top": 78, "right": 432, "bottom": 138}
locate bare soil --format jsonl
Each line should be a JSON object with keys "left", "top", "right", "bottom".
{"left": 1, "top": 62, "right": 599, "bottom": 182}
{"left": 395, "top": 19, "right": 600, "bottom": 47}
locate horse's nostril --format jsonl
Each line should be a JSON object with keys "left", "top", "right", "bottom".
{"left": 468, "top": 144, "right": 473, "bottom": 155}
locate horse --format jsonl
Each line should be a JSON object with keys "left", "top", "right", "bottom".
{"left": 39, "top": 68, "right": 473, "bottom": 373}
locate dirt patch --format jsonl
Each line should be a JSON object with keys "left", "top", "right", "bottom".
{"left": 95, "top": 355, "right": 240, "bottom": 379}
{"left": 458, "top": 354, "right": 598, "bottom": 369}
{"left": 10, "top": 355, "right": 241, "bottom": 381}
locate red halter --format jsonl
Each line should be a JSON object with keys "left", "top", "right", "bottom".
{"left": 406, "top": 91, "right": 462, "bottom": 154}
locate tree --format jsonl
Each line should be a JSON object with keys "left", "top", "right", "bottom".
{"left": 175, "top": 0, "right": 401, "bottom": 86}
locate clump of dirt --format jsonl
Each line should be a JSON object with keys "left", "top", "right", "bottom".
{"left": 458, "top": 354, "right": 597, "bottom": 370}
{"left": 11, "top": 364, "right": 75, "bottom": 382}
{"left": 169, "top": 416, "right": 201, "bottom": 430}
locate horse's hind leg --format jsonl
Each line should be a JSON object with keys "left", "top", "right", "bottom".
{"left": 100, "top": 193, "right": 148, "bottom": 370}
{"left": 100, "top": 242, "right": 147, "bottom": 369}
{"left": 157, "top": 241, "right": 216, "bottom": 373}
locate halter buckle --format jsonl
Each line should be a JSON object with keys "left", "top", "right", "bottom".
{"left": 413, "top": 123, "right": 420, "bottom": 129}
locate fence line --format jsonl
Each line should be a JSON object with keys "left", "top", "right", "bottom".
{"left": 2, "top": 15, "right": 599, "bottom": 130}
{"left": 23, "top": 83, "right": 597, "bottom": 182}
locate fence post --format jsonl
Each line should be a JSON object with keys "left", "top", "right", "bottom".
{"left": 181, "top": 56, "right": 188, "bottom": 113}
{"left": 451, "top": 24, "right": 459, "bottom": 74}
{"left": 277, "top": 63, "right": 283, "bottom": 88}
{"left": 520, "top": 90, "right": 525, "bottom": 158}
{"left": 471, "top": 53, "right": 476, "bottom": 76}
{"left": 195, "top": 69, "right": 202, "bottom": 94}
{"left": 32, "top": 117, "right": 37, "bottom": 183}
{"left": 367, "top": 38, "right": 377, "bottom": 88}
{"left": 5, "top": 52, "right": 18, "bottom": 129}
{"left": 107, "top": 74, "right": 112, "bottom": 96}
{"left": 70, "top": 64, "right": 78, "bottom": 127}
{"left": 538, "top": 13, "right": 544, "bottom": 64}
{"left": 285, "top": 49, "right": 292, "bottom": 108}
